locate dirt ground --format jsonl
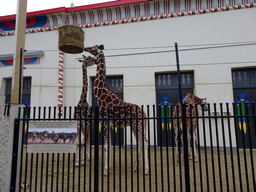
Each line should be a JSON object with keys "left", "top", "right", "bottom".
{"left": 20, "top": 147, "right": 256, "bottom": 192}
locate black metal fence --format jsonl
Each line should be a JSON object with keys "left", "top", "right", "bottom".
{"left": 10, "top": 103, "right": 256, "bottom": 191}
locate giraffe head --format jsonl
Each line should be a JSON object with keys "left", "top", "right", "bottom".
{"left": 78, "top": 55, "right": 96, "bottom": 67}
{"left": 183, "top": 93, "right": 208, "bottom": 111}
{"left": 84, "top": 45, "right": 104, "bottom": 58}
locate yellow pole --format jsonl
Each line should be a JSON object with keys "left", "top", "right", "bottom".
{"left": 11, "top": 0, "right": 27, "bottom": 104}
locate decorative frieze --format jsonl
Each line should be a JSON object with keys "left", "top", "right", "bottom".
{"left": 0, "top": 0, "right": 255, "bottom": 36}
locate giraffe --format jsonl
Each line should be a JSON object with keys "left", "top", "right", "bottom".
{"left": 84, "top": 45, "right": 149, "bottom": 176}
{"left": 172, "top": 93, "right": 207, "bottom": 165}
{"left": 75, "top": 55, "right": 95, "bottom": 166}
{"left": 52, "top": 131, "right": 59, "bottom": 143}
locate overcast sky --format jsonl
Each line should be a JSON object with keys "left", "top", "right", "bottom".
{"left": 0, "top": 0, "right": 114, "bottom": 17}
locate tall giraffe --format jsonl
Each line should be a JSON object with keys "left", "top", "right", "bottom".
{"left": 75, "top": 55, "right": 94, "bottom": 166}
{"left": 84, "top": 45, "right": 149, "bottom": 175}
{"left": 172, "top": 93, "right": 207, "bottom": 165}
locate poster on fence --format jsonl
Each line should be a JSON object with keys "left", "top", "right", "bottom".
{"left": 27, "top": 120, "right": 77, "bottom": 153}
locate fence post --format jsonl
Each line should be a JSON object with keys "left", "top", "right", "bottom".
{"left": 94, "top": 104, "right": 100, "bottom": 192}
{"left": 10, "top": 119, "right": 20, "bottom": 192}
{"left": 175, "top": 42, "right": 190, "bottom": 192}
{"left": 181, "top": 103, "right": 190, "bottom": 192}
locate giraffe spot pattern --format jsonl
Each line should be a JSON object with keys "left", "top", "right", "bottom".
{"left": 97, "top": 89, "right": 102, "bottom": 97}
{"left": 172, "top": 93, "right": 207, "bottom": 164}
{"left": 99, "top": 70, "right": 103, "bottom": 75}
{"left": 84, "top": 45, "right": 149, "bottom": 158}
{"left": 94, "top": 79, "right": 99, "bottom": 86}
{"left": 94, "top": 87, "right": 98, "bottom": 95}
{"left": 99, "top": 74, "right": 104, "bottom": 81}
{"left": 113, "top": 98, "right": 119, "bottom": 105}
{"left": 99, "top": 81, "right": 104, "bottom": 88}
{"left": 105, "top": 95, "right": 112, "bottom": 103}
{"left": 100, "top": 100, "right": 107, "bottom": 107}
{"left": 100, "top": 93, "right": 107, "bottom": 100}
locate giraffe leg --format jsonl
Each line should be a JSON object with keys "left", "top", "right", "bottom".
{"left": 172, "top": 108, "right": 179, "bottom": 165}
{"left": 103, "top": 124, "right": 111, "bottom": 176}
{"left": 75, "top": 130, "right": 85, "bottom": 167}
{"left": 75, "top": 122, "right": 80, "bottom": 167}
{"left": 193, "top": 131, "right": 198, "bottom": 162}
{"left": 175, "top": 131, "right": 180, "bottom": 166}
{"left": 86, "top": 129, "right": 90, "bottom": 161}
{"left": 176, "top": 119, "right": 183, "bottom": 165}
{"left": 133, "top": 136, "right": 141, "bottom": 173}
{"left": 131, "top": 121, "right": 140, "bottom": 173}
{"left": 143, "top": 137, "right": 149, "bottom": 175}
{"left": 103, "top": 143, "right": 109, "bottom": 176}
{"left": 141, "top": 120, "right": 149, "bottom": 175}
{"left": 132, "top": 122, "right": 149, "bottom": 175}
{"left": 81, "top": 133, "right": 85, "bottom": 165}
{"left": 173, "top": 123, "right": 179, "bottom": 155}
{"left": 187, "top": 130, "right": 192, "bottom": 160}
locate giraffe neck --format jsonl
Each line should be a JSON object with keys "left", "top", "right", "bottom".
{"left": 94, "top": 53, "right": 107, "bottom": 91}
{"left": 79, "top": 65, "right": 88, "bottom": 104}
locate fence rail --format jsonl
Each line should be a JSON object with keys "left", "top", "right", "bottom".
{"left": 10, "top": 103, "right": 256, "bottom": 191}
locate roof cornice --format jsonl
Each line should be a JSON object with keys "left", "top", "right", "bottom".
{"left": 0, "top": 7, "right": 66, "bottom": 21}
{"left": 66, "top": 0, "right": 154, "bottom": 12}
{"left": 0, "top": 0, "right": 154, "bottom": 21}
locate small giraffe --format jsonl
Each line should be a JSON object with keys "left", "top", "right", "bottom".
{"left": 75, "top": 55, "right": 95, "bottom": 166}
{"left": 84, "top": 45, "right": 149, "bottom": 175}
{"left": 52, "top": 131, "right": 60, "bottom": 143}
{"left": 173, "top": 93, "right": 207, "bottom": 165}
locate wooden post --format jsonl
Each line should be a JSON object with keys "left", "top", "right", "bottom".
{"left": 11, "top": 0, "right": 27, "bottom": 104}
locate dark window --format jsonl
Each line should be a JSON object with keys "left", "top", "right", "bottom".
{"left": 5, "top": 77, "right": 31, "bottom": 105}
{"left": 155, "top": 72, "right": 194, "bottom": 106}
{"left": 232, "top": 68, "right": 256, "bottom": 103}
{"left": 232, "top": 68, "right": 256, "bottom": 148}
{"left": 232, "top": 69, "right": 255, "bottom": 88}
{"left": 5, "top": 79, "right": 12, "bottom": 104}
{"left": 155, "top": 72, "right": 194, "bottom": 147}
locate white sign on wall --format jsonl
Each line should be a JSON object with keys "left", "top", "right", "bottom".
{"left": 27, "top": 120, "right": 77, "bottom": 153}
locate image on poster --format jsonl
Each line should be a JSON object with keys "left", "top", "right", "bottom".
{"left": 27, "top": 120, "right": 77, "bottom": 153}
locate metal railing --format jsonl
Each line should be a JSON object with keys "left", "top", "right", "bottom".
{"left": 10, "top": 103, "right": 256, "bottom": 191}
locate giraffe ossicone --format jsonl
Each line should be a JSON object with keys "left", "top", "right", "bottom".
{"left": 84, "top": 44, "right": 149, "bottom": 176}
